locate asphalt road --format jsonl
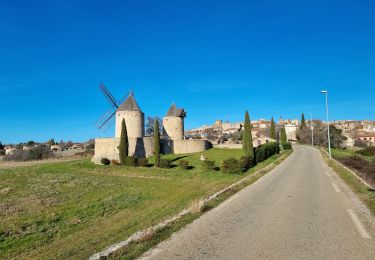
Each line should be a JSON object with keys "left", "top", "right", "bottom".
{"left": 139, "top": 145, "right": 375, "bottom": 260}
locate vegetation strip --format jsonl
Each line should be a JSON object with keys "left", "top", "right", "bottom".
{"left": 320, "top": 148, "right": 373, "bottom": 189}
{"left": 320, "top": 149, "right": 375, "bottom": 216}
{"left": 90, "top": 150, "right": 292, "bottom": 260}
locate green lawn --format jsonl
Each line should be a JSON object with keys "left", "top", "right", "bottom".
{"left": 0, "top": 148, "right": 287, "bottom": 259}
{"left": 331, "top": 148, "right": 373, "bottom": 161}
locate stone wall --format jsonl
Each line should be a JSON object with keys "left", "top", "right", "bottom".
{"left": 115, "top": 111, "right": 144, "bottom": 138}
{"left": 173, "top": 139, "right": 211, "bottom": 154}
{"left": 92, "top": 138, "right": 120, "bottom": 164}
{"left": 92, "top": 137, "right": 210, "bottom": 164}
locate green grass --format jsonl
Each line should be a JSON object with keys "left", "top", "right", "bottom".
{"left": 330, "top": 148, "right": 373, "bottom": 161}
{"left": 0, "top": 148, "right": 289, "bottom": 259}
{"left": 321, "top": 150, "right": 375, "bottom": 216}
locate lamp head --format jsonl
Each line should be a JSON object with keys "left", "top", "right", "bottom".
{"left": 320, "top": 90, "right": 327, "bottom": 94}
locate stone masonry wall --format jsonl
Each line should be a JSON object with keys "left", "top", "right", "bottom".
{"left": 173, "top": 139, "right": 211, "bottom": 154}
{"left": 93, "top": 138, "right": 211, "bottom": 164}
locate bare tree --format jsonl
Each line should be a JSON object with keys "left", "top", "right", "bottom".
{"left": 145, "top": 117, "right": 163, "bottom": 136}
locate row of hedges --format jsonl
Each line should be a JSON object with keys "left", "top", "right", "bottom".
{"left": 101, "top": 157, "right": 174, "bottom": 169}
{"left": 101, "top": 157, "right": 149, "bottom": 167}
{"left": 255, "top": 142, "right": 280, "bottom": 163}
{"left": 100, "top": 142, "right": 283, "bottom": 173}
{"left": 221, "top": 142, "right": 281, "bottom": 174}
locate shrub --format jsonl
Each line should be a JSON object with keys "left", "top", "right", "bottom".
{"left": 202, "top": 160, "right": 215, "bottom": 171}
{"left": 0, "top": 150, "right": 5, "bottom": 156}
{"left": 111, "top": 160, "right": 121, "bottom": 165}
{"left": 338, "top": 156, "right": 375, "bottom": 188}
{"left": 356, "top": 146, "right": 375, "bottom": 157}
{"left": 101, "top": 158, "right": 110, "bottom": 165}
{"left": 28, "top": 145, "right": 53, "bottom": 161}
{"left": 255, "top": 142, "right": 280, "bottom": 163}
{"left": 239, "top": 156, "right": 254, "bottom": 171}
{"left": 282, "top": 143, "right": 292, "bottom": 150}
{"left": 137, "top": 158, "right": 148, "bottom": 167}
{"left": 124, "top": 156, "right": 137, "bottom": 166}
{"left": 178, "top": 160, "right": 189, "bottom": 169}
{"left": 221, "top": 157, "right": 242, "bottom": 174}
{"left": 354, "top": 140, "right": 368, "bottom": 148}
{"left": 255, "top": 146, "right": 265, "bottom": 163}
{"left": 158, "top": 159, "right": 171, "bottom": 168}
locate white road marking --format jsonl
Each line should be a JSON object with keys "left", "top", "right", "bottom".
{"left": 332, "top": 183, "right": 340, "bottom": 193}
{"left": 325, "top": 171, "right": 331, "bottom": 177}
{"left": 347, "top": 209, "right": 371, "bottom": 239}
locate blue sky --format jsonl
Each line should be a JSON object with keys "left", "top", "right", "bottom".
{"left": 1, "top": 0, "right": 374, "bottom": 144}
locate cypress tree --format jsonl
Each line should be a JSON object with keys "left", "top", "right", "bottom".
{"left": 154, "top": 119, "right": 161, "bottom": 167}
{"left": 300, "top": 113, "right": 306, "bottom": 129}
{"left": 280, "top": 126, "right": 287, "bottom": 145}
{"left": 270, "top": 117, "right": 276, "bottom": 139}
{"left": 242, "top": 111, "right": 254, "bottom": 158}
{"left": 118, "top": 118, "right": 128, "bottom": 164}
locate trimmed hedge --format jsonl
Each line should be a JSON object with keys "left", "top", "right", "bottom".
{"left": 202, "top": 160, "right": 215, "bottom": 171}
{"left": 255, "top": 142, "right": 280, "bottom": 164}
{"left": 137, "top": 158, "right": 148, "bottom": 167}
{"left": 178, "top": 160, "right": 189, "bottom": 169}
{"left": 159, "top": 159, "right": 171, "bottom": 168}
{"left": 239, "top": 156, "right": 254, "bottom": 171}
{"left": 222, "top": 157, "right": 242, "bottom": 174}
{"left": 282, "top": 143, "right": 292, "bottom": 150}
{"left": 124, "top": 156, "right": 137, "bottom": 166}
{"left": 101, "top": 158, "right": 110, "bottom": 165}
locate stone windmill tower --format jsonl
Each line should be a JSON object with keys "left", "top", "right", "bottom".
{"left": 115, "top": 94, "right": 144, "bottom": 138}
{"left": 163, "top": 104, "right": 186, "bottom": 140}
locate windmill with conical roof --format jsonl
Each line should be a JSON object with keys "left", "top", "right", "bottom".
{"left": 94, "top": 83, "right": 144, "bottom": 138}
{"left": 163, "top": 103, "right": 186, "bottom": 140}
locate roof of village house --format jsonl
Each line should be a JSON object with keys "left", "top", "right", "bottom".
{"left": 117, "top": 94, "right": 142, "bottom": 112}
{"left": 357, "top": 132, "right": 375, "bottom": 137}
{"left": 166, "top": 103, "right": 186, "bottom": 117}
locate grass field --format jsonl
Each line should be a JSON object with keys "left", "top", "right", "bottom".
{"left": 330, "top": 148, "right": 373, "bottom": 161}
{"left": 0, "top": 148, "right": 288, "bottom": 259}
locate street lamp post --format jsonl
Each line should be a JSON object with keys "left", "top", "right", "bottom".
{"left": 310, "top": 113, "right": 314, "bottom": 146}
{"left": 320, "top": 90, "right": 331, "bottom": 158}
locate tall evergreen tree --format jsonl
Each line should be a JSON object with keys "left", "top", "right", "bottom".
{"left": 118, "top": 118, "right": 128, "bottom": 164}
{"left": 270, "top": 117, "right": 276, "bottom": 139}
{"left": 280, "top": 126, "right": 287, "bottom": 145}
{"left": 242, "top": 111, "right": 254, "bottom": 158}
{"left": 300, "top": 113, "right": 306, "bottom": 129}
{"left": 154, "top": 119, "right": 161, "bottom": 167}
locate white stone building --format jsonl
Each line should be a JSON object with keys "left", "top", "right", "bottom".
{"left": 285, "top": 124, "right": 297, "bottom": 141}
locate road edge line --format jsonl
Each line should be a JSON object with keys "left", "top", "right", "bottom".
{"left": 346, "top": 209, "right": 371, "bottom": 239}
